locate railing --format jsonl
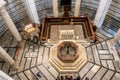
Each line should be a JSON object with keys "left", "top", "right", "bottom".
{"left": 40, "top": 16, "right": 95, "bottom": 42}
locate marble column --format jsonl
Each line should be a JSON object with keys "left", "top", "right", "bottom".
{"left": 0, "top": 70, "right": 14, "bottom": 80}
{"left": 0, "top": 0, "right": 22, "bottom": 42}
{"left": 74, "top": 0, "right": 81, "bottom": 17}
{"left": 111, "top": 29, "right": 120, "bottom": 45}
{"left": 93, "top": 0, "right": 112, "bottom": 28}
{"left": 0, "top": 46, "right": 15, "bottom": 67}
{"left": 24, "top": 0, "right": 40, "bottom": 24}
{"left": 52, "top": 0, "right": 59, "bottom": 17}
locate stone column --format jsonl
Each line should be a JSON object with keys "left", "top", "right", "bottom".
{"left": 52, "top": 0, "right": 59, "bottom": 17}
{"left": 93, "top": 0, "right": 112, "bottom": 28}
{"left": 0, "top": 46, "right": 15, "bottom": 67}
{"left": 0, "top": 0, "right": 22, "bottom": 42}
{"left": 111, "top": 29, "right": 120, "bottom": 45}
{"left": 0, "top": 70, "right": 14, "bottom": 80}
{"left": 74, "top": 0, "right": 81, "bottom": 17}
{"left": 24, "top": 0, "right": 40, "bottom": 24}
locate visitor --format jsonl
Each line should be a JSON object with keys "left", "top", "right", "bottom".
{"left": 65, "top": 75, "right": 68, "bottom": 80}
{"left": 76, "top": 75, "right": 81, "bottom": 80}
{"left": 60, "top": 75, "right": 64, "bottom": 80}
{"left": 56, "top": 76, "right": 60, "bottom": 80}
{"left": 36, "top": 71, "right": 41, "bottom": 78}
{"left": 70, "top": 76, "right": 73, "bottom": 80}
{"left": 85, "top": 77, "right": 89, "bottom": 80}
{"left": 73, "top": 78, "right": 77, "bottom": 80}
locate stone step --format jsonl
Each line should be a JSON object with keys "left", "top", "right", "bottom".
{"left": 76, "top": 39, "right": 89, "bottom": 42}
{"left": 54, "top": 54, "right": 83, "bottom": 66}
{"left": 50, "top": 56, "right": 87, "bottom": 72}
{"left": 51, "top": 60, "right": 85, "bottom": 72}
{"left": 49, "top": 40, "right": 87, "bottom": 72}
{"left": 76, "top": 40, "right": 90, "bottom": 45}
{"left": 52, "top": 56, "right": 83, "bottom": 68}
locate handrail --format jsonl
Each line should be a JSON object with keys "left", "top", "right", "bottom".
{"left": 40, "top": 16, "right": 95, "bottom": 42}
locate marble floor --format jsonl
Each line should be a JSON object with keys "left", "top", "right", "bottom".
{"left": 50, "top": 25, "right": 84, "bottom": 42}
{"left": 0, "top": 29, "right": 120, "bottom": 80}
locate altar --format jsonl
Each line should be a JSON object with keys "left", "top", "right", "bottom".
{"left": 49, "top": 24, "right": 85, "bottom": 43}
{"left": 40, "top": 16, "right": 95, "bottom": 43}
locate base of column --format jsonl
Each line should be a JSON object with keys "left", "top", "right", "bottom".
{"left": 110, "top": 39, "right": 117, "bottom": 46}
{"left": 10, "top": 62, "right": 19, "bottom": 70}
{"left": 17, "top": 40, "right": 23, "bottom": 47}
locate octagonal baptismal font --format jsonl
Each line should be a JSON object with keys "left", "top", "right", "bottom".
{"left": 49, "top": 40, "right": 87, "bottom": 72}
{"left": 57, "top": 41, "right": 79, "bottom": 63}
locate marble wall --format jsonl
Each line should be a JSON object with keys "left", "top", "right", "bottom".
{"left": 0, "top": 0, "right": 27, "bottom": 36}
{"left": 80, "top": 0, "right": 99, "bottom": 20}
{"left": 108, "top": 0, "right": 120, "bottom": 21}
{"left": 103, "top": 0, "right": 120, "bottom": 33}
{"left": 0, "top": 0, "right": 120, "bottom": 37}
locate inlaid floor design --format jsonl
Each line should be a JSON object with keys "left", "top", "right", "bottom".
{"left": 50, "top": 25, "right": 84, "bottom": 42}
{"left": 8, "top": 39, "right": 120, "bottom": 80}
{"left": 0, "top": 29, "right": 120, "bottom": 80}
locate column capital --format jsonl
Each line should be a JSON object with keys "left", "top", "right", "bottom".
{"left": 0, "top": 0, "right": 6, "bottom": 12}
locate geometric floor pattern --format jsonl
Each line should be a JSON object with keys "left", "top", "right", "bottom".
{"left": 25, "top": 51, "right": 37, "bottom": 58}
{"left": 0, "top": 29, "right": 120, "bottom": 80}
{"left": 9, "top": 39, "right": 120, "bottom": 80}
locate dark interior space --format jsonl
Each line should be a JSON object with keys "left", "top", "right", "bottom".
{"left": 60, "top": 0, "right": 71, "bottom": 6}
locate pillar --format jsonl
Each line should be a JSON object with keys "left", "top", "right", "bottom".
{"left": 74, "top": 0, "right": 82, "bottom": 17}
{"left": 24, "top": 0, "right": 40, "bottom": 24}
{"left": 0, "top": 0, "right": 22, "bottom": 42}
{"left": 0, "top": 70, "right": 14, "bottom": 80}
{"left": 93, "top": 0, "right": 112, "bottom": 28}
{"left": 52, "top": 0, "right": 59, "bottom": 17}
{"left": 111, "top": 29, "right": 120, "bottom": 45}
{"left": 0, "top": 46, "right": 15, "bottom": 67}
